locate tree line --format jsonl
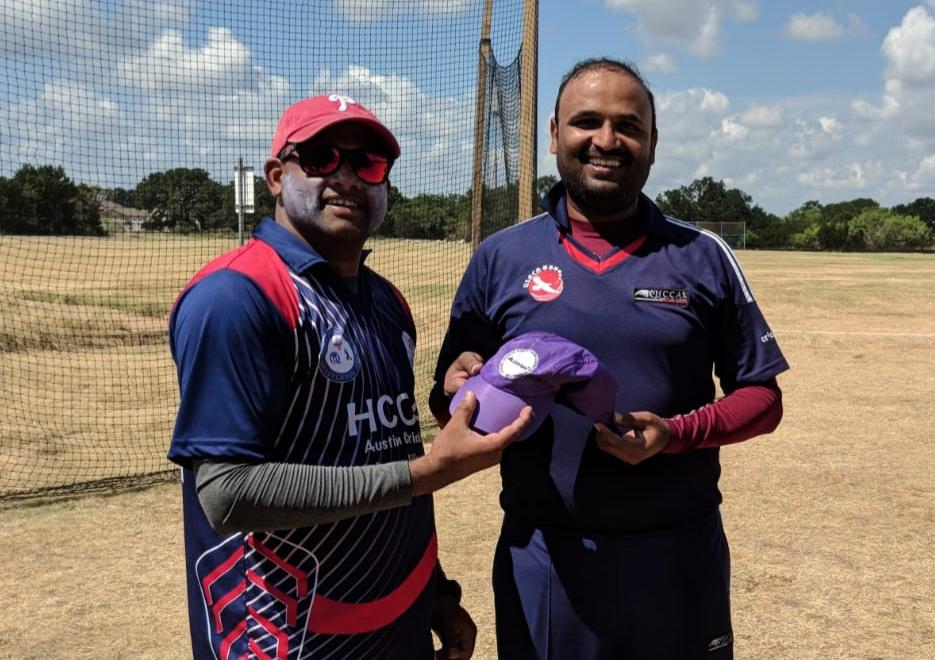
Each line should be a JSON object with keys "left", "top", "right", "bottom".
{"left": 1, "top": 165, "right": 933, "bottom": 251}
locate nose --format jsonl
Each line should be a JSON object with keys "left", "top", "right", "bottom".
{"left": 328, "top": 158, "right": 362, "bottom": 188}
{"left": 591, "top": 120, "right": 618, "bottom": 151}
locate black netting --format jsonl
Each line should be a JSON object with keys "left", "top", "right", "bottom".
{"left": 0, "top": 0, "right": 528, "bottom": 500}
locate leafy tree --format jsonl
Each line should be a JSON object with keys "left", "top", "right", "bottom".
{"left": 2, "top": 165, "right": 102, "bottom": 235}
{"left": 817, "top": 198, "right": 879, "bottom": 250}
{"left": 784, "top": 201, "right": 824, "bottom": 250}
{"left": 0, "top": 176, "right": 28, "bottom": 233}
{"left": 655, "top": 176, "right": 780, "bottom": 247}
{"left": 892, "top": 197, "right": 935, "bottom": 232}
{"left": 848, "top": 209, "right": 932, "bottom": 251}
{"left": 135, "top": 168, "right": 230, "bottom": 232}
{"left": 377, "top": 184, "right": 406, "bottom": 237}
{"left": 536, "top": 175, "right": 558, "bottom": 200}
{"left": 391, "top": 193, "right": 468, "bottom": 240}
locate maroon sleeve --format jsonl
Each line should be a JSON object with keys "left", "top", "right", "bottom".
{"left": 663, "top": 379, "right": 783, "bottom": 453}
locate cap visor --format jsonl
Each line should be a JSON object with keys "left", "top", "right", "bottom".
{"left": 449, "top": 374, "right": 551, "bottom": 441}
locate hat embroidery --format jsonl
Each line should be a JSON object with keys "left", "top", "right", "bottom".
{"left": 328, "top": 94, "right": 356, "bottom": 112}
{"left": 524, "top": 265, "right": 564, "bottom": 302}
{"left": 498, "top": 348, "right": 539, "bottom": 379}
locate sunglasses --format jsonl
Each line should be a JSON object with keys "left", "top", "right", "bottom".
{"left": 280, "top": 142, "right": 394, "bottom": 185}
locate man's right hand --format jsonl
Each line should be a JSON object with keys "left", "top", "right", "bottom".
{"left": 432, "top": 352, "right": 485, "bottom": 428}
{"left": 410, "top": 391, "right": 531, "bottom": 497}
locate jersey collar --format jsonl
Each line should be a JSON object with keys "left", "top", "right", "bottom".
{"left": 539, "top": 181, "right": 661, "bottom": 236}
{"left": 252, "top": 217, "right": 372, "bottom": 275}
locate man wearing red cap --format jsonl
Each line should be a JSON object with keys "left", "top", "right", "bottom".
{"left": 168, "top": 94, "right": 530, "bottom": 660}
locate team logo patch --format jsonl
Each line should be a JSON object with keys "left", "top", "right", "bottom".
{"left": 634, "top": 287, "right": 689, "bottom": 306}
{"left": 498, "top": 348, "right": 539, "bottom": 379}
{"left": 402, "top": 331, "right": 416, "bottom": 366}
{"left": 319, "top": 327, "right": 360, "bottom": 382}
{"left": 524, "top": 265, "right": 564, "bottom": 302}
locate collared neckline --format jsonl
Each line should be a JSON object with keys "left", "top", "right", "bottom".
{"left": 539, "top": 181, "right": 660, "bottom": 238}
{"left": 252, "top": 217, "right": 371, "bottom": 275}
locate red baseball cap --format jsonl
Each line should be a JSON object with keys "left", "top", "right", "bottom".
{"left": 270, "top": 94, "right": 400, "bottom": 160}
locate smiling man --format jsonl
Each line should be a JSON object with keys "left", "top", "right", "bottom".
{"left": 431, "top": 59, "right": 790, "bottom": 659}
{"left": 167, "top": 95, "right": 530, "bottom": 660}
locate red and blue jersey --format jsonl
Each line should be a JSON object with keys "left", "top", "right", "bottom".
{"left": 169, "top": 218, "right": 435, "bottom": 659}
{"left": 435, "top": 184, "right": 789, "bottom": 533}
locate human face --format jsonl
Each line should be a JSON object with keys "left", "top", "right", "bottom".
{"left": 549, "top": 69, "right": 657, "bottom": 222}
{"left": 271, "top": 123, "right": 389, "bottom": 247}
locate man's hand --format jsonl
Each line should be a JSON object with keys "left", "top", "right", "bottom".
{"left": 431, "top": 594, "right": 477, "bottom": 660}
{"left": 411, "top": 391, "right": 532, "bottom": 496}
{"left": 432, "top": 352, "right": 485, "bottom": 428}
{"left": 594, "top": 411, "right": 671, "bottom": 465}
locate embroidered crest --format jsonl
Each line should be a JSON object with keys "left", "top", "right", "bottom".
{"left": 319, "top": 327, "right": 360, "bottom": 382}
{"left": 524, "top": 265, "right": 564, "bottom": 302}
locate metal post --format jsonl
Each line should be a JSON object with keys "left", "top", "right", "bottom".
{"left": 237, "top": 157, "right": 245, "bottom": 245}
{"left": 469, "top": 0, "right": 494, "bottom": 248}
{"left": 517, "top": 0, "right": 538, "bottom": 221}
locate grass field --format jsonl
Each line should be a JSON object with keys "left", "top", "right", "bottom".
{"left": 0, "top": 234, "right": 470, "bottom": 496}
{"left": 1, "top": 240, "right": 933, "bottom": 658}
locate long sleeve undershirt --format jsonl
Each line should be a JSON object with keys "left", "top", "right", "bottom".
{"left": 193, "top": 459, "right": 413, "bottom": 534}
{"left": 663, "top": 379, "right": 783, "bottom": 454}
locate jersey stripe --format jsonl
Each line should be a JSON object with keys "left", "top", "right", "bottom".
{"left": 662, "top": 216, "right": 754, "bottom": 303}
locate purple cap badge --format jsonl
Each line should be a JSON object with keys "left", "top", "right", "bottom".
{"left": 449, "top": 331, "right": 618, "bottom": 440}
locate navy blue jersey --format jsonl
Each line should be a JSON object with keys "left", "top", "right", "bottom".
{"left": 435, "top": 185, "right": 789, "bottom": 533}
{"left": 169, "top": 218, "right": 435, "bottom": 660}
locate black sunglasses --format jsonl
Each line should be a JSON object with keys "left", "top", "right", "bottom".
{"left": 280, "top": 142, "right": 394, "bottom": 185}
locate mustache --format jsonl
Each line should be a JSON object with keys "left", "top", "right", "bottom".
{"left": 582, "top": 147, "right": 633, "bottom": 165}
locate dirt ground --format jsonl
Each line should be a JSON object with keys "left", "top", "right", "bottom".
{"left": 1, "top": 251, "right": 933, "bottom": 659}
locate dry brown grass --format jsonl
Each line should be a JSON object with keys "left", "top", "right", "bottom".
{"left": 1, "top": 247, "right": 933, "bottom": 659}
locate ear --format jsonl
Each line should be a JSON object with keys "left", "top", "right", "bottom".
{"left": 548, "top": 116, "right": 559, "bottom": 155}
{"left": 649, "top": 129, "right": 658, "bottom": 166}
{"left": 265, "top": 158, "right": 284, "bottom": 198}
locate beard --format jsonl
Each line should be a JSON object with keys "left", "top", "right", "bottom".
{"left": 556, "top": 148, "right": 650, "bottom": 220}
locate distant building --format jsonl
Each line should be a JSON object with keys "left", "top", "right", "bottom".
{"left": 100, "top": 200, "right": 150, "bottom": 232}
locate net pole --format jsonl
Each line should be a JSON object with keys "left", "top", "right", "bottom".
{"left": 517, "top": 0, "right": 538, "bottom": 221}
{"left": 470, "top": 0, "right": 494, "bottom": 248}
{"left": 237, "top": 157, "right": 245, "bottom": 245}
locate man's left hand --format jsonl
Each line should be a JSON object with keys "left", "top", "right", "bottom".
{"left": 594, "top": 411, "right": 671, "bottom": 465}
{"left": 431, "top": 594, "right": 477, "bottom": 660}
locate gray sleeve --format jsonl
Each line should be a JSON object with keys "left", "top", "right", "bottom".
{"left": 193, "top": 459, "right": 413, "bottom": 534}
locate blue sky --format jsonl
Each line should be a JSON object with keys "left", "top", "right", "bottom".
{"left": 2, "top": 1, "right": 935, "bottom": 216}
{"left": 538, "top": 1, "right": 935, "bottom": 214}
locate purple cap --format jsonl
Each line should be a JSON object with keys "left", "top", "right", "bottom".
{"left": 449, "top": 331, "right": 618, "bottom": 440}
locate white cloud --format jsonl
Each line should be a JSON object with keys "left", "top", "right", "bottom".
{"left": 782, "top": 11, "right": 844, "bottom": 41}
{"left": 603, "top": 0, "right": 757, "bottom": 58}
{"left": 118, "top": 28, "right": 278, "bottom": 94}
{"left": 334, "top": 0, "right": 470, "bottom": 22}
{"left": 738, "top": 104, "right": 784, "bottom": 128}
{"left": 642, "top": 53, "right": 677, "bottom": 74}
{"left": 882, "top": 7, "right": 935, "bottom": 85}
{"left": 308, "top": 66, "right": 474, "bottom": 193}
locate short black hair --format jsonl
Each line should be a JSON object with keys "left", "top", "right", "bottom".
{"left": 553, "top": 57, "right": 657, "bottom": 135}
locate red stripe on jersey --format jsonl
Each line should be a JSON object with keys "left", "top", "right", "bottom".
{"left": 219, "top": 620, "right": 247, "bottom": 660}
{"left": 560, "top": 232, "right": 647, "bottom": 274}
{"left": 247, "top": 568, "right": 299, "bottom": 626}
{"left": 247, "top": 534, "right": 309, "bottom": 597}
{"left": 174, "top": 239, "right": 300, "bottom": 329}
{"left": 248, "top": 606, "right": 289, "bottom": 659}
{"left": 307, "top": 533, "right": 438, "bottom": 635}
{"left": 200, "top": 546, "right": 244, "bottom": 605}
